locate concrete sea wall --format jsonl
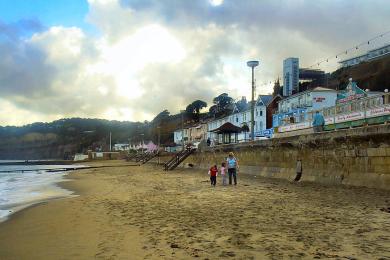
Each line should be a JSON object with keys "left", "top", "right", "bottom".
{"left": 182, "top": 124, "right": 390, "bottom": 190}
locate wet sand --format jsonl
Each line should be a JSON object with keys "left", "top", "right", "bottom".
{"left": 0, "top": 161, "right": 390, "bottom": 259}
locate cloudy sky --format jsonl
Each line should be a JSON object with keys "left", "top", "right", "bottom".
{"left": 1, "top": 0, "right": 389, "bottom": 126}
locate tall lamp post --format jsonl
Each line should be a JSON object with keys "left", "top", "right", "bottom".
{"left": 247, "top": 60, "right": 259, "bottom": 141}
{"left": 109, "top": 131, "right": 112, "bottom": 151}
{"left": 180, "top": 110, "right": 185, "bottom": 150}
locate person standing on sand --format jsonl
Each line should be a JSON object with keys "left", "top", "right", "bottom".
{"left": 209, "top": 164, "right": 218, "bottom": 186}
{"left": 294, "top": 159, "right": 302, "bottom": 182}
{"left": 312, "top": 111, "right": 325, "bottom": 133}
{"left": 220, "top": 162, "right": 227, "bottom": 186}
{"left": 227, "top": 152, "right": 239, "bottom": 185}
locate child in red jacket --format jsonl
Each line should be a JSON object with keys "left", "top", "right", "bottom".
{"left": 209, "top": 164, "right": 218, "bottom": 186}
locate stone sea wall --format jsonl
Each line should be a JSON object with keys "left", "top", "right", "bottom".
{"left": 181, "top": 124, "right": 390, "bottom": 190}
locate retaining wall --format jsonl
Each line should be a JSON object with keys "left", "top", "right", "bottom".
{"left": 182, "top": 124, "right": 390, "bottom": 190}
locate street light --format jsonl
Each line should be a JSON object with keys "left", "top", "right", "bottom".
{"left": 180, "top": 110, "right": 185, "bottom": 150}
{"left": 109, "top": 131, "right": 112, "bottom": 152}
{"left": 247, "top": 60, "right": 259, "bottom": 141}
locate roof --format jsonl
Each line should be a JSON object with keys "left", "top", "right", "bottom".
{"left": 367, "top": 43, "right": 390, "bottom": 53}
{"left": 209, "top": 122, "right": 243, "bottom": 134}
{"left": 311, "top": 87, "right": 337, "bottom": 92}
{"left": 339, "top": 43, "right": 390, "bottom": 63}
{"left": 257, "top": 95, "right": 273, "bottom": 107}
{"left": 279, "top": 87, "right": 336, "bottom": 103}
{"left": 266, "top": 94, "right": 282, "bottom": 106}
{"left": 339, "top": 54, "right": 368, "bottom": 63}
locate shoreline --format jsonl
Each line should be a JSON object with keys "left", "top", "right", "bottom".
{"left": 1, "top": 161, "right": 389, "bottom": 259}
{"left": 0, "top": 171, "right": 77, "bottom": 223}
{"left": 0, "top": 160, "right": 139, "bottom": 222}
{"left": 0, "top": 162, "right": 98, "bottom": 223}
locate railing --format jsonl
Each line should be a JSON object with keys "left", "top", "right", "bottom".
{"left": 138, "top": 151, "right": 158, "bottom": 164}
{"left": 164, "top": 147, "right": 196, "bottom": 171}
{"left": 277, "top": 93, "right": 390, "bottom": 133}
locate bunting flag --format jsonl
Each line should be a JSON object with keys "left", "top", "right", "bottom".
{"left": 307, "top": 29, "right": 390, "bottom": 69}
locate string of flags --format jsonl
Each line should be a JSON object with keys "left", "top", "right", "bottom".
{"left": 307, "top": 29, "right": 390, "bottom": 68}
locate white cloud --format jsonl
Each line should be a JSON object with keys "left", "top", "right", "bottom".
{"left": 1, "top": 0, "right": 390, "bottom": 126}
{"left": 210, "top": 0, "right": 224, "bottom": 7}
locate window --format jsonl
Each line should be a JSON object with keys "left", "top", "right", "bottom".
{"left": 236, "top": 117, "right": 238, "bottom": 123}
{"left": 260, "top": 121, "right": 263, "bottom": 131}
{"left": 260, "top": 110, "right": 263, "bottom": 116}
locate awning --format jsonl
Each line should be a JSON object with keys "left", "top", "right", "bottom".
{"left": 209, "top": 122, "right": 243, "bottom": 134}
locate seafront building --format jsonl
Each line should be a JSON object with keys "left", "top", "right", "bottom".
{"left": 188, "top": 123, "right": 208, "bottom": 143}
{"left": 265, "top": 95, "right": 283, "bottom": 129}
{"left": 113, "top": 143, "right": 130, "bottom": 151}
{"left": 173, "top": 123, "right": 208, "bottom": 147}
{"left": 283, "top": 58, "right": 299, "bottom": 96}
{"left": 275, "top": 80, "right": 389, "bottom": 134}
{"left": 273, "top": 87, "right": 338, "bottom": 128}
{"left": 339, "top": 43, "right": 390, "bottom": 68}
{"left": 207, "top": 95, "right": 273, "bottom": 143}
{"left": 173, "top": 129, "right": 183, "bottom": 146}
{"left": 171, "top": 95, "right": 274, "bottom": 146}
{"left": 173, "top": 126, "right": 190, "bottom": 147}
{"left": 282, "top": 57, "right": 328, "bottom": 95}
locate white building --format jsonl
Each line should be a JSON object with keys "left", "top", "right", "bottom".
{"left": 113, "top": 143, "right": 130, "bottom": 151}
{"left": 207, "top": 95, "right": 272, "bottom": 142}
{"left": 173, "top": 126, "right": 191, "bottom": 145}
{"left": 273, "top": 87, "right": 338, "bottom": 127}
{"left": 173, "top": 123, "right": 208, "bottom": 145}
{"left": 283, "top": 57, "right": 299, "bottom": 97}
{"left": 173, "top": 129, "right": 184, "bottom": 145}
{"left": 339, "top": 43, "right": 390, "bottom": 68}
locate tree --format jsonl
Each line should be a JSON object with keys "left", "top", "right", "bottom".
{"left": 186, "top": 100, "right": 207, "bottom": 122}
{"left": 241, "top": 122, "right": 249, "bottom": 141}
{"left": 152, "top": 110, "right": 170, "bottom": 125}
{"left": 209, "top": 105, "right": 218, "bottom": 116}
{"left": 185, "top": 103, "right": 195, "bottom": 114}
{"left": 192, "top": 100, "right": 207, "bottom": 114}
{"left": 212, "top": 93, "right": 234, "bottom": 113}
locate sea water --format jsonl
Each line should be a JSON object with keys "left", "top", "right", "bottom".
{"left": 0, "top": 163, "right": 86, "bottom": 222}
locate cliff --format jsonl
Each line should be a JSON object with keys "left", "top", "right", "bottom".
{"left": 328, "top": 55, "right": 390, "bottom": 91}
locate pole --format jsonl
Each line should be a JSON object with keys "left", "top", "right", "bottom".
{"left": 251, "top": 67, "right": 255, "bottom": 141}
{"left": 181, "top": 111, "right": 184, "bottom": 150}
{"left": 109, "top": 132, "right": 112, "bottom": 151}
{"left": 246, "top": 60, "right": 259, "bottom": 141}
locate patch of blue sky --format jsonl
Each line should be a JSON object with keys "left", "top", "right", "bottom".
{"left": 0, "top": 0, "right": 96, "bottom": 35}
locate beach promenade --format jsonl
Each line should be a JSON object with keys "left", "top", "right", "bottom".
{"left": 0, "top": 161, "right": 389, "bottom": 259}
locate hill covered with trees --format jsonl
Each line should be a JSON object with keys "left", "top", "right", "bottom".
{"left": 0, "top": 93, "right": 238, "bottom": 159}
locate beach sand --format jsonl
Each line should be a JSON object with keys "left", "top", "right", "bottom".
{"left": 0, "top": 161, "right": 390, "bottom": 259}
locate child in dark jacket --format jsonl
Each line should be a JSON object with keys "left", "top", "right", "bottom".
{"left": 209, "top": 164, "right": 218, "bottom": 186}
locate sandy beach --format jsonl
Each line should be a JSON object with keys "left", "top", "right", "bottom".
{"left": 0, "top": 161, "right": 390, "bottom": 259}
